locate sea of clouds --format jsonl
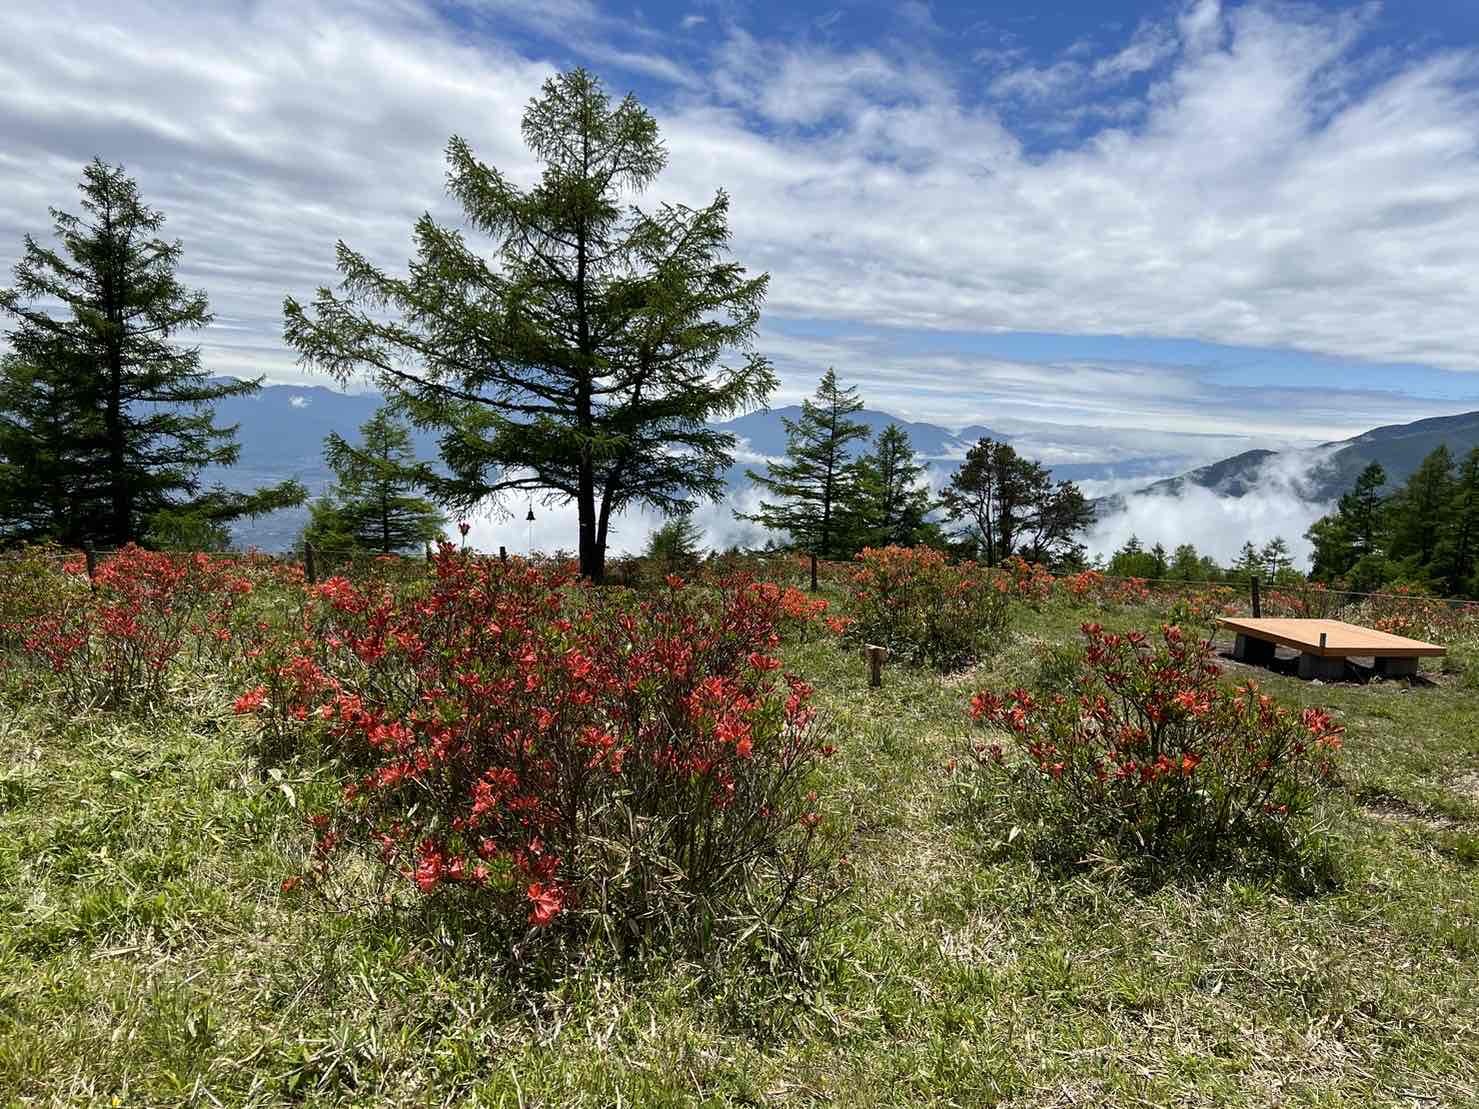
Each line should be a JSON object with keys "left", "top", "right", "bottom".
{"left": 463, "top": 442, "right": 1339, "bottom": 572}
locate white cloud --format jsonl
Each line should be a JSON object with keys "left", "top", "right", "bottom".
{"left": 1092, "top": 21, "right": 1178, "bottom": 80}
{"left": 462, "top": 485, "right": 772, "bottom": 558}
{"left": 1085, "top": 448, "right": 1337, "bottom": 566}
{"left": 289, "top": 395, "right": 311, "bottom": 408}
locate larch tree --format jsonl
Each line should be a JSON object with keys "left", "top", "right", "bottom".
{"left": 1386, "top": 446, "right": 1454, "bottom": 571}
{"left": 283, "top": 70, "right": 774, "bottom": 582}
{"left": 740, "top": 368, "right": 871, "bottom": 559}
{"left": 0, "top": 159, "right": 303, "bottom": 547}
{"left": 1439, "top": 447, "right": 1479, "bottom": 594}
{"left": 1307, "top": 461, "right": 1389, "bottom": 582}
{"left": 305, "top": 408, "right": 445, "bottom": 554}
{"left": 644, "top": 516, "right": 705, "bottom": 572}
{"left": 851, "top": 423, "right": 936, "bottom": 548}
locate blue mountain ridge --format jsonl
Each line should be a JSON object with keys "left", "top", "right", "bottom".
{"left": 201, "top": 383, "right": 1278, "bottom": 550}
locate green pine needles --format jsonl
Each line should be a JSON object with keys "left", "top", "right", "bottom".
{"left": 284, "top": 70, "right": 776, "bottom": 581}
{"left": 0, "top": 159, "right": 303, "bottom": 547}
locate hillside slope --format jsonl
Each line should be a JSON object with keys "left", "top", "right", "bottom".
{"left": 1102, "top": 410, "right": 1479, "bottom": 513}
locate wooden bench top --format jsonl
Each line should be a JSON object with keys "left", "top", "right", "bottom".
{"left": 1216, "top": 617, "right": 1445, "bottom": 658}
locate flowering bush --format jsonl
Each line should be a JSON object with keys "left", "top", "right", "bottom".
{"left": 1001, "top": 556, "right": 1056, "bottom": 606}
{"left": 1163, "top": 586, "right": 1240, "bottom": 636}
{"left": 845, "top": 546, "right": 1012, "bottom": 670}
{"left": 1356, "top": 586, "right": 1468, "bottom": 643}
{"left": 963, "top": 622, "right": 1343, "bottom": 873}
{"left": 1055, "top": 568, "right": 1151, "bottom": 608}
{"left": 4, "top": 545, "right": 257, "bottom": 708}
{"left": 237, "top": 549, "right": 838, "bottom": 952}
{"left": 1059, "top": 569, "right": 1103, "bottom": 601}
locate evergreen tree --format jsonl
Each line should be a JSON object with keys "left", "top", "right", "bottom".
{"left": 1438, "top": 447, "right": 1479, "bottom": 594}
{"left": 644, "top": 516, "right": 705, "bottom": 571}
{"left": 940, "top": 436, "right": 1090, "bottom": 569}
{"left": 305, "top": 408, "right": 445, "bottom": 554}
{"left": 0, "top": 355, "right": 105, "bottom": 544}
{"left": 1150, "top": 542, "right": 1169, "bottom": 578}
{"left": 1386, "top": 446, "right": 1454, "bottom": 573}
{"left": 285, "top": 70, "right": 774, "bottom": 582}
{"left": 0, "top": 159, "right": 302, "bottom": 547}
{"left": 1227, "top": 541, "right": 1264, "bottom": 582}
{"left": 741, "top": 369, "right": 871, "bottom": 558}
{"left": 1169, "top": 542, "right": 1220, "bottom": 581}
{"left": 851, "top": 424, "right": 936, "bottom": 548}
{"left": 1017, "top": 476, "right": 1094, "bottom": 569}
{"left": 1308, "top": 461, "right": 1389, "bottom": 581}
{"left": 1107, "top": 535, "right": 1159, "bottom": 578}
{"left": 940, "top": 438, "right": 1033, "bottom": 565}
{"left": 1260, "top": 536, "right": 1296, "bottom": 581}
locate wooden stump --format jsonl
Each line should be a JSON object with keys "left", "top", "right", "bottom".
{"left": 864, "top": 644, "right": 889, "bottom": 688}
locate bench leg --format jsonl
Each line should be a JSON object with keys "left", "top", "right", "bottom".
{"left": 1234, "top": 634, "right": 1275, "bottom": 665}
{"left": 1298, "top": 653, "right": 1346, "bottom": 681}
{"left": 1375, "top": 657, "right": 1419, "bottom": 678}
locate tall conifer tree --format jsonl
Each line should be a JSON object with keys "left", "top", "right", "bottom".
{"left": 852, "top": 424, "right": 936, "bottom": 548}
{"left": 0, "top": 159, "right": 301, "bottom": 546}
{"left": 741, "top": 369, "right": 871, "bottom": 558}
{"left": 285, "top": 70, "right": 774, "bottom": 582}
{"left": 1440, "top": 447, "right": 1479, "bottom": 594}
{"left": 305, "top": 408, "right": 445, "bottom": 554}
{"left": 1387, "top": 446, "right": 1454, "bottom": 570}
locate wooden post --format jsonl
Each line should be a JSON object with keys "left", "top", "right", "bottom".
{"left": 1251, "top": 576, "right": 1261, "bottom": 618}
{"left": 1319, "top": 631, "right": 1327, "bottom": 653}
{"left": 499, "top": 545, "right": 508, "bottom": 564}
{"left": 864, "top": 644, "right": 888, "bottom": 688}
{"left": 84, "top": 544, "right": 97, "bottom": 589}
{"left": 810, "top": 552, "right": 819, "bottom": 592}
{"left": 304, "top": 543, "right": 317, "bottom": 585}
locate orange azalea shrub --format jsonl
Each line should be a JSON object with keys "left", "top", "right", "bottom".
{"left": 845, "top": 546, "right": 1011, "bottom": 670}
{"left": 1358, "top": 586, "right": 1465, "bottom": 643}
{"left": 1056, "top": 568, "right": 1152, "bottom": 608}
{"left": 1164, "top": 586, "right": 1240, "bottom": 636}
{"left": 236, "top": 548, "right": 838, "bottom": 950}
{"left": 964, "top": 622, "right": 1343, "bottom": 874}
{"left": 5, "top": 545, "right": 258, "bottom": 707}
{"left": 1002, "top": 556, "right": 1055, "bottom": 605}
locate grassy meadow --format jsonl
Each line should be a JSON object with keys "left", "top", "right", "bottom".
{"left": 1, "top": 558, "right": 1477, "bottom": 1107}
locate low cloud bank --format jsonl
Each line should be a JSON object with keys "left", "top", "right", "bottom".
{"left": 461, "top": 487, "right": 772, "bottom": 561}
{"left": 1085, "top": 449, "right": 1336, "bottom": 568}
{"left": 459, "top": 448, "right": 1342, "bottom": 572}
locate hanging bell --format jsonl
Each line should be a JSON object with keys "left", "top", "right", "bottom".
{"left": 526, "top": 504, "right": 536, "bottom": 522}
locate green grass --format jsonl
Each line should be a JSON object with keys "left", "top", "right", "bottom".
{"left": 2, "top": 600, "right": 1478, "bottom": 1106}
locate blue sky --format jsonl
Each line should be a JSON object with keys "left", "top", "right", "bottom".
{"left": 2, "top": 0, "right": 1479, "bottom": 482}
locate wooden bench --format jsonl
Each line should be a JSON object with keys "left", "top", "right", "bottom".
{"left": 1216, "top": 617, "right": 1444, "bottom": 680}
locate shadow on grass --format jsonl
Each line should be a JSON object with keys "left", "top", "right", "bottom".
{"left": 277, "top": 866, "right": 853, "bottom": 1048}
{"left": 942, "top": 789, "right": 1346, "bottom": 902}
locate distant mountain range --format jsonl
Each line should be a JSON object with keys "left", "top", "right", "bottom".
{"left": 1097, "top": 409, "right": 1479, "bottom": 513}
{"left": 204, "top": 382, "right": 1479, "bottom": 550}
{"left": 205, "top": 386, "right": 1028, "bottom": 549}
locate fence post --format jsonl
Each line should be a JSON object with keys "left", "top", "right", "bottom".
{"left": 304, "top": 543, "right": 317, "bottom": 585}
{"left": 499, "top": 545, "right": 508, "bottom": 564}
{"left": 1251, "top": 576, "right": 1261, "bottom": 618}
{"left": 84, "top": 543, "right": 97, "bottom": 589}
{"left": 865, "top": 644, "right": 888, "bottom": 688}
{"left": 810, "top": 552, "right": 819, "bottom": 592}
